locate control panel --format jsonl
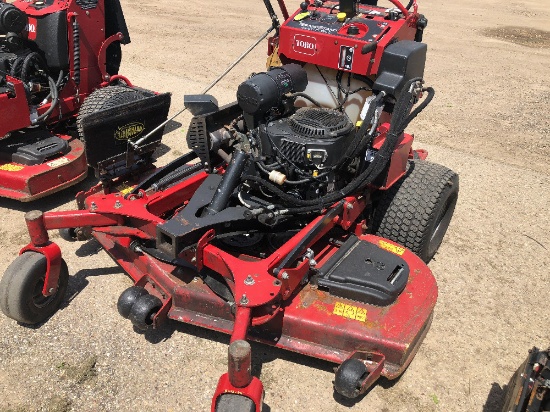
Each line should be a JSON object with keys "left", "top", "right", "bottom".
{"left": 278, "top": 1, "right": 421, "bottom": 76}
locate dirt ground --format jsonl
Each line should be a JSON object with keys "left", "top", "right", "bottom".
{"left": 1, "top": 0, "right": 549, "bottom": 411}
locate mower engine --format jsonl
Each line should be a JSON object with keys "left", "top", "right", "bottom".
{"left": 1, "top": 2, "right": 65, "bottom": 117}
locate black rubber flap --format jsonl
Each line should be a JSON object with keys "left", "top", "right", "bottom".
{"left": 317, "top": 236, "right": 409, "bottom": 306}
{"left": 372, "top": 40, "right": 427, "bottom": 99}
{"left": 12, "top": 135, "right": 69, "bottom": 165}
{"left": 81, "top": 92, "right": 170, "bottom": 168}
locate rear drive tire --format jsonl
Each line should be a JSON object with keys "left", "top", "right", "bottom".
{"left": 215, "top": 394, "right": 256, "bottom": 412}
{"left": 0, "top": 252, "right": 69, "bottom": 324}
{"left": 371, "top": 160, "right": 459, "bottom": 263}
{"left": 76, "top": 85, "right": 144, "bottom": 141}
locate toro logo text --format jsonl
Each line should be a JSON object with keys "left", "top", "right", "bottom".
{"left": 293, "top": 35, "right": 317, "bottom": 56}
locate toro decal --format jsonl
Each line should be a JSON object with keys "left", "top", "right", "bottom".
{"left": 114, "top": 121, "right": 145, "bottom": 141}
{"left": 293, "top": 34, "right": 317, "bottom": 56}
{"left": 26, "top": 18, "right": 37, "bottom": 41}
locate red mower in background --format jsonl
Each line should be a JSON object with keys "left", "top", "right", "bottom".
{"left": 0, "top": 0, "right": 458, "bottom": 411}
{"left": 0, "top": 0, "right": 170, "bottom": 201}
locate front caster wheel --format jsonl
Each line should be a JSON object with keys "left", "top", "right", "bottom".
{"left": 215, "top": 394, "right": 255, "bottom": 412}
{"left": 0, "top": 252, "right": 69, "bottom": 324}
{"left": 333, "top": 358, "right": 369, "bottom": 399}
{"left": 128, "top": 294, "right": 162, "bottom": 330}
{"left": 117, "top": 286, "right": 148, "bottom": 319}
{"left": 58, "top": 228, "right": 78, "bottom": 242}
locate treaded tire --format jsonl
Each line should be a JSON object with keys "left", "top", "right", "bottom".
{"left": 215, "top": 394, "right": 255, "bottom": 412}
{"left": 371, "top": 160, "right": 459, "bottom": 263}
{"left": 0, "top": 252, "right": 69, "bottom": 324}
{"left": 76, "top": 85, "right": 144, "bottom": 142}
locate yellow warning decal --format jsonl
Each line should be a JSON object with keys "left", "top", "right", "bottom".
{"left": 378, "top": 240, "right": 405, "bottom": 256}
{"left": 0, "top": 163, "right": 24, "bottom": 171}
{"left": 115, "top": 183, "right": 135, "bottom": 195}
{"left": 294, "top": 12, "right": 310, "bottom": 21}
{"left": 333, "top": 302, "right": 367, "bottom": 322}
{"left": 223, "top": 390, "right": 244, "bottom": 395}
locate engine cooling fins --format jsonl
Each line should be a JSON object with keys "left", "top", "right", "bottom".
{"left": 288, "top": 107, "right": 353, "bottom": 138}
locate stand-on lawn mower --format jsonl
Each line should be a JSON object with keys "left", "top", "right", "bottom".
{"left": 501, "top": 347, "right": 550, "bottom": 412}
{"left": 0, "top": 0, "right": 170, "bottom": 201}
{"left": 0, "top": 0, "right": 459, "bottom": 410}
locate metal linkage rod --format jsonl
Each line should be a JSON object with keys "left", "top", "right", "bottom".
{"left": 131, "top": 26, "right": 276, "bottom": 148}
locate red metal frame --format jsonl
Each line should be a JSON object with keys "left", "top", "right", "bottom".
{"left": 0, "top": 137, "right": 88, "bottom": 202}
{"left": 18, "top": 149, "right": 436, "bottom": 405}
{"left": 212, "top": 374, "right": 264, "bottom": 412}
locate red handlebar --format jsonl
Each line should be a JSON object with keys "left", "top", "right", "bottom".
{"left": 389, "top": 0, "right": 409, "bottom": 17}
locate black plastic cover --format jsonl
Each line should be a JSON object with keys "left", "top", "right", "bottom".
{"left": 261, "top": 108, "right": 355, "bottom": 169}
{"left": 35, "top": 11, "right": 69, "bottom": 70}
{"left": 105, "top": 0, "right": 130, "bottom": 44}
{"left": 0, "top": 3, "right": 28, "bottom": 34}
{"left": 317, "top": 235, "right": 409, "bottom": 306}
{"left": 237, "top": 64, "right": 307, "bottom": 115}
{"left": 184, "top": 94, "right": 219, "bottom": 116}
{"left": 372, "top": 40, "right": 427, "bottom": 99}
{"left": 80, "top": 91, "right": 170, "bottom": 168}
{"left": 12, "top": 135, "right": 69, "bottom": 165}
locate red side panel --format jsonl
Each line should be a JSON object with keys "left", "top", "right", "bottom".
{"left": 0, "top": 78, "right": 31, "bottom": 137}
{"left": 0, "top": 137, "right": 87, "bottom": 201}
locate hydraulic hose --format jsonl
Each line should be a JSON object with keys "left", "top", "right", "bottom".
{"left": 125, "top": 150, "right": 198, "bottom": 198}
{"left": 403, "top": 87, "right": 434, "bottom": 126}
{"left": 289, "top": 92, "right": 322, "bottom": 107}
{"left": 340, "top": 92, "right": 385, "bottom": 166}
{"left": 20, "top": 52, "right": 43, "bottom": 83}
{"left": 33, "top": 71, "right": 63, "bottom": 123}
{"left": 203, "top": 150, "right": 248, "bottom": 216}
{"left": 10, "top": 55, "right": 24, "bottom": 78}
{"left": 149, "top": 163, "right": 203, "bottom": 192}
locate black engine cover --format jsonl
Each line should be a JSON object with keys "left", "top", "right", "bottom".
{"left": 260, "top": 107, "right": 354, "bottom": 169}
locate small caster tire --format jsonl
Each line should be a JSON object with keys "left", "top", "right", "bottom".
{"left": 58, "top": 228, "right": 78, "bottom": 242}
{"left": 128, "top": 293, "right": 162, "bottom": 330}
{"left": 333, "top": 358, "right": 369, "bottom": 399}
{"left": 117, "top": 286, "right": 148, "bottom": 319}
{"left": 0, "top": 252, "right": 69, "bottom": 324}
{"left": 215, "top": 394, "right": 255, "bottom": 412}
